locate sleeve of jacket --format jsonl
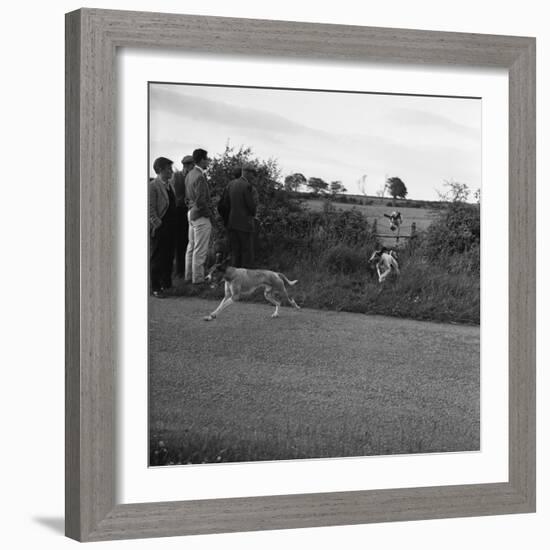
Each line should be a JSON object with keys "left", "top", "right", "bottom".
{"left": 195, "top": 174, "right": 212, "bottom": 218}
{"left": 217, "top": 184, "right": 230, "bottom": 226}
{"left": 173, "top": 172, "right": 186, "bottom": 208}
{"left": 245, "top": 184, "right": 258, "bottom": 217}
{"left": 149, "top": 184, "right": 162, "bottom": 232}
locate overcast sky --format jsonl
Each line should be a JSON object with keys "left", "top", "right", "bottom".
{"left": 149, "top": 83, "right": 481, "bottom": 200}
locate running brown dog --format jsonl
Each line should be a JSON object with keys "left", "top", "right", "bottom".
{"left": 204, "top": 259, "right": 300, "bottom": 320}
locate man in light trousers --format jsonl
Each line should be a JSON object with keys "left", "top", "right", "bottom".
{"left": 172, "top": 155, "right": 195, "bottom": 277}
{"left": 184, "top": 148, "right": 212, "bottom": 284}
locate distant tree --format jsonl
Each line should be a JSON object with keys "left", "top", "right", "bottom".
{"left": 307, "top": 177, "right": 329, "bottom": 195}
{"left": 385, "top": 177, "right": 408, "bottom": 200}
{"left": 437, "top": 179, "right": 470, "bottom": 203}
{"left": 329, "top": 180, "right": 347, "bottom": 196}
{"left": 474, "top": 188, "right": 481, "bottom": 204}
{"left": 375, "top": 186, "right": 385, "bottom": 198}
{"left": 284, "top": 172, "right": 307, "bottom": 192}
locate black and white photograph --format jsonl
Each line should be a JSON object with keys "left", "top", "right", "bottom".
{"left": 4, "top": 0, "right": 543, "bottom": 547}
{"left": 148, "top": 82, "right": 481, "bottom": 466}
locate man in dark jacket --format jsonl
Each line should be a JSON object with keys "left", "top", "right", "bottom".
{"left": 219, "top": 163, "right": 259, "bottom": 268}
{"left": 149, "top": 157, "right": 177, "bottom": 297}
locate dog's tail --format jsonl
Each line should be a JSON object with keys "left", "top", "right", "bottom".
{"left": 278, "top": 273, "right": 298, "bottom": 286}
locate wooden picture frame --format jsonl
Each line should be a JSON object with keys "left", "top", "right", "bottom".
{"left": 65, "top": 8, "right": 536, "bottom": 542}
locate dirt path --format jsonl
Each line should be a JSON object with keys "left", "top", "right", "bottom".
{"left": 149, "top": 297, "right": 480, "bottom": 462}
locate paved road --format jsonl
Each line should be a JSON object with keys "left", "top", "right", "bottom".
{"left": 149, "top": 297, "right": 480, "bottom": 459}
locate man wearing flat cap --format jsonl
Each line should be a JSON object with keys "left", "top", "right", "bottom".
{"left": 219, "top": 162, "right": 259, "bottom": 268}
{"left": 149, "top": 156, "right": 177, "bottom": 297}
{"left": 172, "top": 155, "right": 195, "bottom": 277}
{"left": 184, "top": 148, "right": 213, "bottom": 284}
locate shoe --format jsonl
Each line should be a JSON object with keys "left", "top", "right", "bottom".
{"left": 152, "top": 290, "right": 165, "bottom": 298}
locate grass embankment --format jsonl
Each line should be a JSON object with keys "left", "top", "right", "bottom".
{"left": 169, "top": 245, "right": 479, "bottom": 325}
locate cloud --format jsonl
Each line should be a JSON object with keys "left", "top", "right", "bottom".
{"left": 149, "top": 84, "right": 481, "bottom": 199}
{"left": 150, "top": 85, "right": 408, "bottom": 154}
{"left": 386, "top": 107, "right": 480, "bottom": 140}
{"left": 150, "top": 86, "right": 315, "bottom": 138}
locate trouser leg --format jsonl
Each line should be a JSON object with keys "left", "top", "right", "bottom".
{"left": 191, "top": 217, "right": 212, "bottom": 283}
{"left": 230, "top": 230, "right": 253, "bottom": 268}
{"left": 228, "top": 230, "right": 242, "bottom": 268}
{"left": 239, "top": 231, "right": 253, "bottom": 268}
{"left": 150, "top": 225, "right": 164, "bottom": 292}
{"left": 184, "top": 212, "right": 195, "bottom": 282}
{"left": 174, "top": 207, "right": 189, "bottom": 276}
{"left": 160, "top": 222, "right": 176, "bottom": 289}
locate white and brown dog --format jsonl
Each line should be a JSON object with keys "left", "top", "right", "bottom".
{"left": 203, "top": 259, "right": 301, "bottom": 321}
{"left": 383, "top": 211, "right": 403, "bottom": 232}
{"left": 369, "top": 247, "right": 400, "bottom": 283}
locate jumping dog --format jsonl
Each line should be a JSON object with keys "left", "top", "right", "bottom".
{"left": 383, "top": 211, "right": 402, "bottom": 232}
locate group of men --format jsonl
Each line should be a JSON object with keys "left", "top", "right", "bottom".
{"left": 149, "top": 148, "right": 259, "bottom": 298}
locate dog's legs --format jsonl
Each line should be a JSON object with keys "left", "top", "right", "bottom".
{"left": 280, "top": 287, "right": 300, "bottom": 310}
{"left": 272, "top": 280, "right": 300, "bottom": 313}
{"left": 379, "top": 267, "right": 391, "bottom": 283}
{"left": 287, "top": 296, "right": 301, "bottom": 310}
{"left": 263, "top": 287, "right": 281, "bottom": 318}
{"left": 204, "top": 296, "right": 233, "bottom": 321}
{"left": 204, "top": 282, "right": 233, "bottom": 321}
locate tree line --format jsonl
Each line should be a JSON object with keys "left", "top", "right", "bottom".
{"left": 284, "top": 172, "right": 409, "bottom": 200}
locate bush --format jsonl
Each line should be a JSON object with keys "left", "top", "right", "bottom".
{"left": 322, "top": 244, "right": 367, "bottom": 274}
{"left": 424, "top": 202, "right": 480, "bottom": 265}
{"left": 255, "top": 197, "right": 378, "bottom": 267}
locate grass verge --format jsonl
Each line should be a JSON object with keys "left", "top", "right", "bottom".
{"left": 168, "top": 250, "right": 479, "bottom": 325}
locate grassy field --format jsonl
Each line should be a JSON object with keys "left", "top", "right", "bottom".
{"left": 305, "top": 199, "right": 437, "bottom": 245}
{"left": 149, "top": 297, "right": 480, "bottom": 466}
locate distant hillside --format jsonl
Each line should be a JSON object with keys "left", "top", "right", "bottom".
{"left": 292, "top": 191, "right": 449, "bottom": 210}
{"left": 305, "top": 198, "right": 436, "bottom": 244}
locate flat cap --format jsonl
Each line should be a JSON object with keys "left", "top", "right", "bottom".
{"left": 181, "top": 155, "right": 194, "bottom": 164}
